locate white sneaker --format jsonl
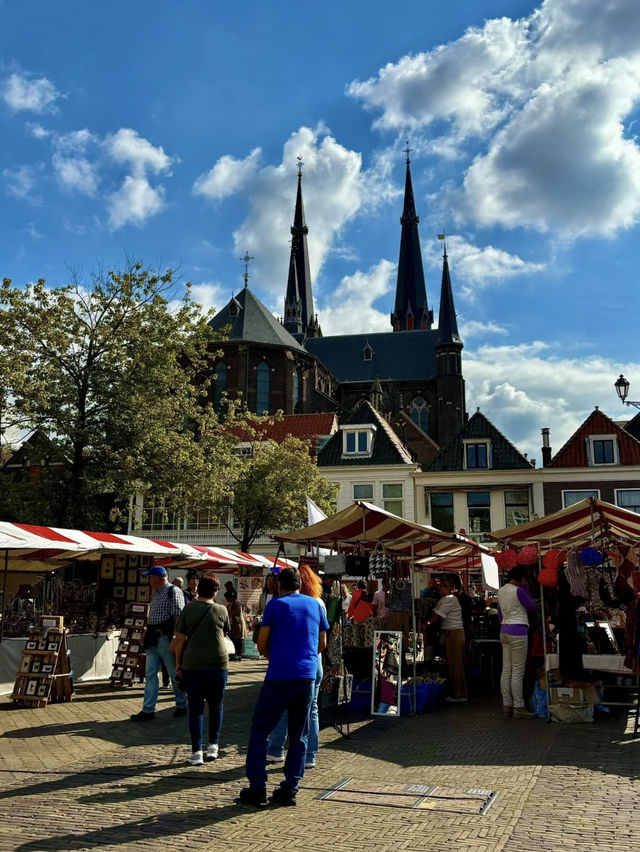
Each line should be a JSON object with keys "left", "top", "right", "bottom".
{"left": 266, "top": 754, "right": 284, "bottom": 763}
{"left": 188, "top": 750, "right": 204, "bottom": 766}
{"left": 206, "top": 743, "right": 219, "bottom": 760}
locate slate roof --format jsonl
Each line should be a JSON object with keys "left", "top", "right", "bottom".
{"left": 317, "top": 400, "right": 415, "bottom": 468}
{"left": 547, "top": 408, "right": 640, "bottom": 467}
{"left": 425, "top": 410, "right": 532, "bottom": 471}
{"left": 208, "top": 287, "right": 306, "bottom": 352}
{"left": 306, "top": 330, "right": 438, "bottom": 383}
{"left": 623, "top": 411, "right": 640, "bottom": 442}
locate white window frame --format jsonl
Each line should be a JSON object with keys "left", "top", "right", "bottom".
{"left": 614, "top": 488, "right": 640, "bottom": 514}
{"left": 463, "top": 439, "right": 491, "bottom": 470}
{"left": 382, "top": 483, "right": 403, "bottom": 516}
{"left": 340, "top": 424, "right": 376, "bottom": 457}
{"left": 353, "top": 483, "right": 374, "bottom": 501}
{"left": 562, "top": 489, "right": 600, "bottom": 508}
{"left": 587, "top": 434, "right": 619, "bottom": 466}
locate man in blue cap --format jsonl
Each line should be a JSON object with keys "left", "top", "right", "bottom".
{"left": 130, "top": 564, "right": 188, "bottom": 720}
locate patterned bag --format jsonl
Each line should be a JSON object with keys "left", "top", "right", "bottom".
{"left": 326, "top": 624, "right": 343, "bottom": 665}
{"left": 389, "top": 579, "right": 412, "bottom": 612}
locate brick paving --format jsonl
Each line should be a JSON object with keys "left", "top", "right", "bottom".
{"left": 0, "top": 658, "right": 638, "bottom": 851}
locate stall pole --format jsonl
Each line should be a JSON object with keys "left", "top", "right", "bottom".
{"left": 410, "top": 542, "right": 417, "bottom": 715}
{"left": 0, "top": 549, "right": 7, "bottom": 644}
{"left": 537, "top": 543, "right": 551, "bottom": 721}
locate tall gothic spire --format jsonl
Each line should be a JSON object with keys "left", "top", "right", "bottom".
{"left": 391, "top": 143, "right": 431, "bottom": 332}
{"left": 284, "top": 157, "right": 314, "bottom": 333}
{"left": 436, "top": 243, "right": 461, "bottom": 346}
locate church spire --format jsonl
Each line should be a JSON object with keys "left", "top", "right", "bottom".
{"left": 283, "top": 245, "right": 303, "bottom": 337}
{"left": 436, "top": 242, "right": 461, "bottom": 346}
{"left": 284, "top": 157, "right": 314, "bottom": 332}
{"left": 391, "top": 143, "right": 432, "bottom": 332}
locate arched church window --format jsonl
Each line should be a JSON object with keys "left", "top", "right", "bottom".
{"left": 213, "top": 361, "right": 227, "bottom": 413}
{"left": 293, "top": 369, "right": 300, "bottom": 412}
{"left": 410, "top": 396, "right": 429, "bottom": 433}
{"left": 256, "top": 362, "right": 270, "bottom": 414}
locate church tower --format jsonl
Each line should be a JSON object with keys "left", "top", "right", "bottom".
{"left": 283, "top": 158, "right": 315, "bottom": 338}
{"left": 435, "top": 242, "right": 465, "bottom": 446}
{"left": 391, "top": 146, "right": 433, "bottom": 332}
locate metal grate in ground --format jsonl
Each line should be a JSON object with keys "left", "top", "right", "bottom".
{"left": 316, "top": 777, "right": 498, "bottom": 815}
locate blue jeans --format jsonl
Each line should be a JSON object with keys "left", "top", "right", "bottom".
{"left": 142, "top": 635, "right": 188, "bottom": 713}
{"left": 182, "top": 668, "right": 228, "bottom": 752}
{"left": 246, "top": 677, "right": 313, "bottom": 793}
{"left": 267, "top": 656, "right": 322, "bottom": 763}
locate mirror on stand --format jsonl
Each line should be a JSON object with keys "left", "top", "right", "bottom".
{"left": 371, "top": 630, "right": 403, "bottom": 716}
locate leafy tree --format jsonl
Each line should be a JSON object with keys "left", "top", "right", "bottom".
{"left": 0, "top": 262, "right": 232, "bottom": 528}
{"left": 216, "top": 416, "right": 339, "bottom": 551}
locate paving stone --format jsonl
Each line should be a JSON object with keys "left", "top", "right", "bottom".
{"left": 0, "top": 659, "right": 638, "bottom": 850}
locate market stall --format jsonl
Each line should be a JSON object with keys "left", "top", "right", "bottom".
{"left": 273, "top": 500, "right": 488, "bottom": 715}
{"left": 490, "top": 497, "right": 640, "bottom": 730}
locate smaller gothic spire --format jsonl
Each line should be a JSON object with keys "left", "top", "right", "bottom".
{"left": 436, "top": 243, "right": 462, "bottom": 347}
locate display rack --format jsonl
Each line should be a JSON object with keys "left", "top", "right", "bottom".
{"left": 110, "top": 602, "right": 150, "bottom": 685}
{"left": 11, "top": 615, "right": 73, "bottom": 707}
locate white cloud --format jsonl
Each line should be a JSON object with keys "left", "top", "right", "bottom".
{"left": 2, "top": 164, "right": 41, "bottom": 201}
{"left": 107, "top": 175, "right": 166, "bottom": 229}
{"left": 458, "top": 319, "right": 508, "bottom": 338}
{"left": 106, "top": 128, "right": 174, "bottom": 176}
{"left": 348, "top": 0, "right": 640, "bottom": 239}
{"left": 463, "top": 341, "right": 637, "bottom": 460}
{"left": 316, "top": 259, "right": 395, "bottom": 335}
{"left": 195, "top": 125, "right": 377, "bottom": 301}
{"left": 425, "top": 235, "right": 546, "bottom": 300}
{"left": 2, "top": 72, "right": 61, "bottom": 113}
{"left": 193, "top": 148, "right": 262, "bottom": 200}
{"left": 51, "top": 130, "right": 99, "bottom": 196}
{"left": 189, "top": 280, "right": 229, "bottom": 314}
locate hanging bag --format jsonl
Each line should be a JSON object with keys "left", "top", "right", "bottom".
{"left": 389, "top": 579, "right": 412, "bottom": 612}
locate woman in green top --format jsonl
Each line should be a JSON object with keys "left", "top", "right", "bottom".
{"left": 174, "top": 575, "right": 231, "bottom": 766}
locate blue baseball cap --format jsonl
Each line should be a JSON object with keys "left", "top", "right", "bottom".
{"left": 142, "top": 564, "right": 167, "bottom": 578}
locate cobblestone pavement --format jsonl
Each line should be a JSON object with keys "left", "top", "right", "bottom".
{"left": 0, "top": 659, "right": 638, "bottom": 852}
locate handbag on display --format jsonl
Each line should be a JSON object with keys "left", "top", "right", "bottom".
{"left": 327, "top": 595, "right": 343, "bottom": 625}
{"left": 369, "top": 542, "right": 397, "bottom": 578}
{"left": 324, "top": 554, "right": 347, "bottom": 575}
{"left": 389, "top": 579, "right": 412, "bottom": 612}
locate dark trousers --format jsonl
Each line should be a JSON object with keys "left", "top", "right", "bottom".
{"left": 182, "top": 668, "right": 228, "bottom": 752}
{"left": 246, "top": 677, "right": 313, "bottom": 793}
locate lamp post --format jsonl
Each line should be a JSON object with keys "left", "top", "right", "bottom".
{"left": 614, "top": 374, "right": 640, "bottom": 410}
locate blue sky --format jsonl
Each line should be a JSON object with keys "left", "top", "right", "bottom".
{"left": 2, "top": 0, "right": 640, "bottom": 464}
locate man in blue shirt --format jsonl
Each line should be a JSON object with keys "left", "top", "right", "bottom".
{"left": 240, "top": 566, "right": 329, "bottom": 808}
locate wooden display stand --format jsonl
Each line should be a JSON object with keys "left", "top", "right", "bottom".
{"left": 11, "top": 616, "right": 73, "bottom": 708}
{"left": 110, "top": 602, "right": 150, "bottom": 686}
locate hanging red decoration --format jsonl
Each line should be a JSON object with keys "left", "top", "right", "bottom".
{"left": 517, "top": 545, "right": 539, "bottom": 566}
{"left": 494, "top": 548, "right": 519, "bottom": 569}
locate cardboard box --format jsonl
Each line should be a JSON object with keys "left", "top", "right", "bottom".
{"left": 550, "top": 685, "right": 599, "bottom": 704}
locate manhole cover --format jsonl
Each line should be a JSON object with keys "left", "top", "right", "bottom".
{"left": 316, "top": 778, "right": 497, "bottom": 815}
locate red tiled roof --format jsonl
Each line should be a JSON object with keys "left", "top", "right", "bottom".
{"left": 547, "top": 408, "right": 640, "bottom": 467}
{"left": 227, "top": 413, "right": 338, "bottom": 446}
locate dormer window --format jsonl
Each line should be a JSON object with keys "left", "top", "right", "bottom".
{"left": 363, "top": 344, "right": 374, "bottom": 361}
{"left": 587, "top": 435, "right": 619, "bottom": 466}
{"left": 341, "top": 425, "right": 376, "bottom": 457}
{"left": 464, "top": 440, "right": 491, "bottom": 469}
{"left": 228, "top": 299, "right": 241, "bottom": 318}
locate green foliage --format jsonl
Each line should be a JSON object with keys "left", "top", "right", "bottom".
{"left": 216, "top": 416, "right": 338, "bottom": 550}
{"left": 0, "top": 262, "right": 230, "bottom": 528}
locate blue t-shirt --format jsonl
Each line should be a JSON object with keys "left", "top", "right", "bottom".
{"left": 262, "top": 593, "right": 329, "bottom": 680}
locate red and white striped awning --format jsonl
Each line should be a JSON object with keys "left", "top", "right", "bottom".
{"left": 0, "top": 522, "right": 205, "bottom": 573}
{"left": 490, "top": 496, "right": 640, "bottom": 548}
{"left": 274, "top": 501, "right": 484, "bottom": 560}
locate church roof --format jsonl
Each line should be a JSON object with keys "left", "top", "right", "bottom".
{"left": 318, "top": 400, "right": 415, "bottom": 467}
{"left": 208, "top": 286, "right": 306, "bottom": 352}
{"left": 425, "top": 410, "right": 532, "bottom": 471}
{"left": 306, "top": 330, "right": 438, "bottom": 382}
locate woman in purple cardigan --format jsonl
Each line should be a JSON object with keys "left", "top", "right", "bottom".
{"left": 497, "top": 566, "right": 538, "bottom": 719}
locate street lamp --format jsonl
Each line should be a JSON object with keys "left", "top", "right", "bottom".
{"left": 614, "top": 374, "right": 640, "bottom": 409}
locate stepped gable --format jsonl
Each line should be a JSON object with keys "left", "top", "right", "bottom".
{"left": 426, "top": 410, "right": 532, "bottom": 471}
{"left": 318, "top": 400, "right": 414, "bottom": 468}
{"left": 547, "top": 408, "right": 640, "bottom": 467}
{"left": 208, "top": 286, "right": 305, "bottom": 352}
